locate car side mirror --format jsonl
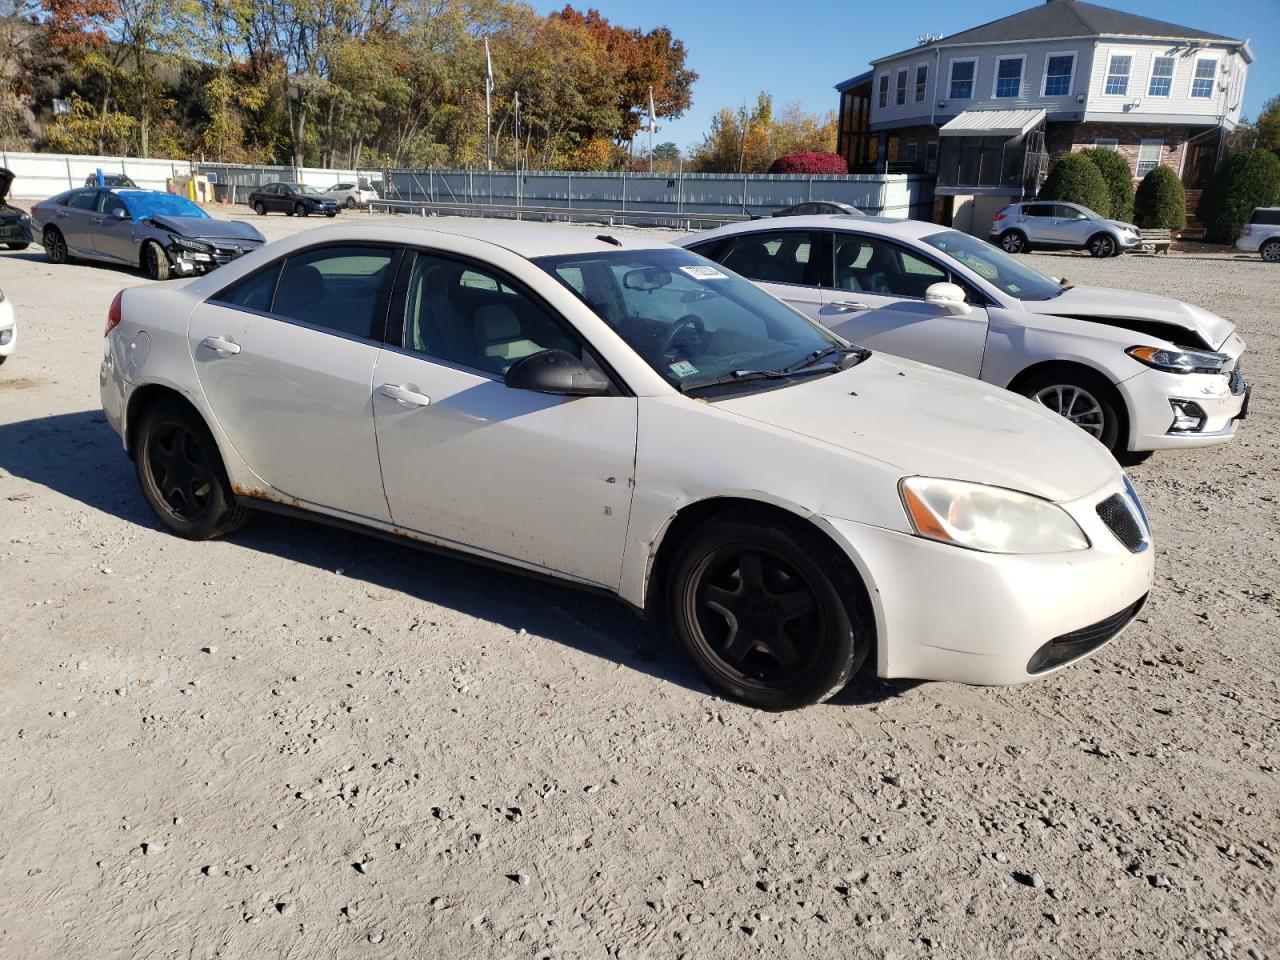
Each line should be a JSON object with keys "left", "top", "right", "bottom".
{"left": 924, "top": 281, "right": 973, "bottom": 316}
{"left": 504, "top": 349, "right": 610, "bottom": 396}
{"left": 112, "top": 207, "right": 128, "bottom": 220}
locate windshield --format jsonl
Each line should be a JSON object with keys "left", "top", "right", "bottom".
{"left": 292, "top": 184, "right": 323, "bottom": 196}
{"left": 922, "top": 230, "right": 1063, "bottom": 302}
{"left": 534, "top": 247, "right": 845, "bottom": 393}
{"left": 120, "top": 192, "right": 210, "bottom": 221}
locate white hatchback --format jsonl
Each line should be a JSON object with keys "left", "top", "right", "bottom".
{"left": 101, "top": 222, "right": 1153, "bottom": 709}
{"left": 682, "top": 215, "right": 1249, "bottom": 454}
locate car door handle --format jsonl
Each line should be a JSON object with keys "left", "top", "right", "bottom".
{"left": 828, "top": 300, "right": 870, "bottom": 313}
{"left": 90, "top": 217, "right": 104, "bottom": 224}
{"left": 200, "top": 336, "right": 241, "bottom": 355}
{"left": 378, "top": 383, "right": 431, "bottom": 407}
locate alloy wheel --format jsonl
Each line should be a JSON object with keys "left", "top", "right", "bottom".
{"left": 1090, "top": 235, "right": 1116, "bottom": 258}
{"left": 146, "top": 423, "right": 215, "bottom": 521}
{"left": 1001, "top": 231, "right": 1026, "bottom": 254}
{"left": 45, "top": 229, "right": 66, "bottom": 264}
{"left": 1262, "top": 241, "right": 1280, "bottom": 263}
{"left": 1032, "top": 384, "right": 1106, "bottom": 439}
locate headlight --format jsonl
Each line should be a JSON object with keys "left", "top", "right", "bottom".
{"left": 169, "top": 235, "right": 213, "bottom": 253}
{"left": 1126, "top": 345, "right": 1229, "bottom": 374}
{"left": 899, "top": 477, "right": 1089, "bottom": 554}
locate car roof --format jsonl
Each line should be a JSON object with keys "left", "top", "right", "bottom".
{"left": 680, "top": 214, "right": 950, "bottom": 245}
{"left": 381, "top": 220, "right": 673, "bottom": 258}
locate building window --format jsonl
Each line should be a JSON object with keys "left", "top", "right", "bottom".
{"left": 994, "top": 56, "right": 1023, "bottom": 98}
{"left": 1191, "top": 57, "right": 1217, "bottom": 98}
{"left": 1104, "top": 53, "right": 1132, "bottom": 96}
{"left": 904, "top": 142, "right": 918, "bottom": 164}
{"left": 925, "top": 140, "right": 938, "bottom": 173}
{"left": 1043, "top": 53, "right": 1075, "bottom": 97}
{"left": 1094, "top": 138, "right": 1118, "bottom": 151}
{"left": 1148, "top": 55, "right": 1175, "bottom": 97}
{"left": 878, "top": 74, "right": 889, "bottom": 108}
{"left": 915, "top": 64, "right": 928, "bottom": 102}
{"left": 896, "top": 69, "right": 908, "bottom": 106}
{"left": 949, "top": 59, "right": 976, "bottom": 100}
{"left": 1136, "top": 139, "right": 1163, "bottom": 177}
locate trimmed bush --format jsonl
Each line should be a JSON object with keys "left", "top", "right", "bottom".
{"left": 1133, "top": 165, "right": 1186, "bottom": 231}
{"left": 1198, "top": 148, "right": 1280, "bottom": 244}
{"left": 768, "top": 151, "right": 848, "bottom": 175}
{"left": 1039, "top": 153, "right": 1111, "bottom": 218}
{"left": 1079, "top": 147, "right": 1135, "bottom": 223}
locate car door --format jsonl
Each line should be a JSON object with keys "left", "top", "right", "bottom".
{"left": 1017, "top": 203, "right": 1058, "bottom": 244}
{"left": 713, "top": 229, "right": 823, "bottom": 320}
{"left": 55, "top": 189, "right": 101, "bottom": 256}
{"left": 266, "top": 184, "right": 287, "bottom": 212}
{"left": 186, "top": 243, "right": 399, "bottom": 520}
{"left": 91, "top": 191, "right": 136, "bottom": 263}
{"left": 1053, "top": 204, "right": 1094, "bottom": 245}
{"left": 817, "top": 231, "right": 988, "bottom": 377}
{"left": 371, "top": 250, "right": 637, "bottom": 588}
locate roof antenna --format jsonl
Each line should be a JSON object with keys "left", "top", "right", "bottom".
{"left": 596, "top": 234, "right": 622, "bottom": 246}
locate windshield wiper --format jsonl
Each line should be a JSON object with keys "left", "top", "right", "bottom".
{"left": 678, "top": 347, "right": 868, "bottom": 395}
{"left": 779, "top": 344, "right": 868, "bottom": 374}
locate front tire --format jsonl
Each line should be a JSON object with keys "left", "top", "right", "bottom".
{"left": 1261, "top": 239, "right": 1280, "bottom": 263}
{"left": 294, "top": 202, "right": 308, "bottom": 217}
{"left": 1019, "top": 367, "right": 1126, "bottom": 453}
{"left": 6, "top": 242, "right": 29, "bottom": 250}
{"left": 43, "top": 226, "right": 68, "bottom": 264}
{"left": 1088, "top": 233, "right": 1118, "bottom": 258}
{"left": 667, "top": 510, "right": 870, "bottom": 710}
{"left": 1000, "top": 230, "right": 1028, "bottom": 254}
{"left": 135, "top": 399, "right": 250, "bottom": 540}
{"left": 142, "top": 240, "right": 171, "bottom": 281}
{"left": 345, "top": 196, "right": 356, "bottom": 209}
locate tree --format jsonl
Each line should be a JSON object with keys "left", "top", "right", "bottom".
{"left": 1253, "top": 94, "right": 1280, "bottom": 155}
{"left": 769, "top": 151, "right": 846, "bottom": 174}
{"left": 1039, "top": 153, "right": 1111, "bottom": 217}
{"left": 1133, "top": 165, "right": 1186, "bottom": 231}
{"left": 689, "top": 94, "right": 835, "bottom": 173}
{"left": 1079, "top": 147, "right": 1134, "bottom": 223}
{"left": 1198, "top": 147, "right": 1280, "bottom": 243}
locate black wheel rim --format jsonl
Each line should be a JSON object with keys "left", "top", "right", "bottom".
{"left": 147, "top": 423, "right": 215, "bottom": 521}
{"left": 1093, "top": 237, "right": 1114, "bottom": 256}
{"left": 47, "top": 232, "right": 64, "bottom": 262}
{"left": 686, "top": 544, "right": 825, "bottom": 689}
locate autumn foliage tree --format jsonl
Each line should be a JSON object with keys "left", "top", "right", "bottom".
{"left": 689, "top": 92, "right": 837, "bottom": 173}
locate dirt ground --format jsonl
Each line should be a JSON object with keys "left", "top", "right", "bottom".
{"left": 0, "top": 206, "right": 1275, "bottom": 960}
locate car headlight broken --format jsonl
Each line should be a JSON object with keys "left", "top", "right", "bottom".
{"left": 899, "top": 477, "right": 1089, "bottom": 554}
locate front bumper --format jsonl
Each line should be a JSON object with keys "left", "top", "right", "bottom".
{"left": 822, "top": 480, "right": 1153, "bottom": 685}
{"left": 1118, "top": 363, "right": 1250, "bottom": 450}
{"left": 0, "top": 303, "right": 15, "bottom": 358}
{"left": 167, "top": 240, "right": 263, "bottom": 276}
{"left": 0, "top": 218, "right": 32, "bottom": 245}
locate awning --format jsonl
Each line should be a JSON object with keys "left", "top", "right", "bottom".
{"left": 939, "top": 108, "right": 1046, "bottom": 138}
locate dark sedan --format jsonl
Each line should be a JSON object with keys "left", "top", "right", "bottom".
{"left": 0, "top": 168, "right": 33, "bottom": 250}
{"left": 84, "top": 174, "right": 139, "bottom": 189}
{"left": 30, "top": 188, "right": 265, "bottom": 280}
{"left": 772, "top": 201, "right": 863, "bottom": 217}
{"left": 247, "top": 182, "right": 340, "bottom": 217}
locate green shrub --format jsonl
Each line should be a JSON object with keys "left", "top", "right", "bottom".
{"left": 1198, "top": 148, "right": 1280, "bottom": 243}
{"left": 1079, "top": 147, "right": 1135, "bottom": 222}
{"left": 1133, "top": 165, "right": 1186, "bottom": 231}
{"left": 1039, "top": 153, "right": 1111, "bottom": 218}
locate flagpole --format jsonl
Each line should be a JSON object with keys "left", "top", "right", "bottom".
{"left": 484, "top": 38, "right": 493, "bottom": 172}
{"left": 648, "top": 85, "right": 655, "bottom": 170}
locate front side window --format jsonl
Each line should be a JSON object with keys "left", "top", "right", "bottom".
{"left": 831, "top": 234, "right": 946, "bottom": 298}
{"left": 535, "top": 247, "right": 840, "bottom": 393}
{"left": 896, "top": 70, "right": 908, "bottom": 106}
{"left": 949, "top": 60, "right": 976, "bottom": 100}
{"left": 1148, "top": 55, "right": 1175, "bottom": 97}
{"left": 922, "top": 231, "right": 1064, "bottom": 301}
{"left": 719, "top": 230, "right": 816, "bottom": 287}
{"left": 1104, "top": 53, "right": 1132, "bottom": 96}
{"left": 1044, "top": 54, "right": 1075, "bottom": 96}
{"left": 915, "top": 64, "right": 928, "bottom": 102}
{"left": 272, "top": 245, "right": 396, "bottom": 338}
{"left": 1136, "top": 139, "right": 1163, "bottom": 178}
{"left": 98, "top": 192, "right": 127, "bottom": 216}
{"left": 878, "top": 74, "right": 889, "bottom": 108}
{"left": 994, "top": 57, "right": 1023, "bottom": 98}
{"left": 403, "top": 254, "right": 582, "bottom": 377}
{"left": 1191, "top": 57, "right": 1217, "bottom": 98}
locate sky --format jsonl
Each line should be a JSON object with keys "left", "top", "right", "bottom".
{"left": 529, "top": 0, "right": 1280, "bottom": 152}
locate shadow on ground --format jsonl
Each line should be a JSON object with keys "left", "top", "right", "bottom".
{"left": 0, "top": 409, "right": 911, "bottom": 706}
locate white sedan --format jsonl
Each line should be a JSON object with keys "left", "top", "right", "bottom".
{"left": 0, "top": 288, "right": 15, "bottom": 365}
{"left": 100, "top": 222, "right": 1153, "bottom": 709}
{"left": 322, "top": 181, "right": 379, "bottom": 209}
{"left": 680, "top": 216, "right": 1250, "bottom": 454}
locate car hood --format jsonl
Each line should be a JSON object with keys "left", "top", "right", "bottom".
{"left": 1019, "top": 285, "right": 1235, "bottom": 350}
{"left": 715, "top": 355, "right": 1120, "bottom": 503}
{"left": 148, "top": 215, "right": 265, "bottom": 243}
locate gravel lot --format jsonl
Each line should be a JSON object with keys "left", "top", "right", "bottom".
{"left": 0, "top": 206, "right": 1275, "bottom": 959}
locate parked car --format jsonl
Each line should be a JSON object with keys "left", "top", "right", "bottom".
{"left": 247, "top": 182, "right": 340, "bottom": 217}
{"left": 322, "top": 181, "right": 379, "bottom": 209}
{"left": 991, "top": 201, "right": 1141, "bottom": 257}
{"left": 84, "top": 173, "right": 138, "bottom": 189}
{"left": 0, "top": 168, "right": 32, "bottom": 250}
{"left": 0, "top": 287, "right": 14, "bottom": 365}
{"left": 101, "top": 222, "right": 1154, "bottom": 710}
{"left": 680, "top": 216, "right": 1248, "bottom": 455}
{"left": 30, "top": 188, "right": 265, "bottom": 280}
{"left": 1236, "top": 207, "right": 1280, "bottom": 263}
{"left": 773, "top": 201, "right": 862, "bottom": 217}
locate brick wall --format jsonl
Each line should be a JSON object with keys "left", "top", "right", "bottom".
{"left": 1044, "top": 121, "right": 1208, "bottom": 182}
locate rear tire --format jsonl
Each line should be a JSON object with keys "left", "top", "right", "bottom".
{"left": 667, "top": 509, "right": 871, "bottom": 710}
{"left": 1018, "top": 366, "right": 1126, "bottom": 453}
{"left": 43, "top": 226, "right": 68, "bottom": 264}
{"left": 1088, "top": 233, "right": 1118, "bottom": 258}
{"left": 134, "top": 398, "right": 250, "bottom": 540}
{"left": 254, "top": 201, "right": 267, "bottom": 216}
{"left": 1261, "top": 239, "right": 1280, "bottom": 263}
{"left": 142, "top": 240, "right": 171, "bottom": 281}
{"left": 1000, "top": 230, "right": 1028, "bottom": 254}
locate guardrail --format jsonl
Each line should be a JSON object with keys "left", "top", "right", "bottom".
{"left": 364, "top": 198, "right": 751, "bottom": 231}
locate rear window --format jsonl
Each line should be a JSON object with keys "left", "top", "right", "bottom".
{"left": 1250, "top": 208, "right": 1280, "bottom": 225}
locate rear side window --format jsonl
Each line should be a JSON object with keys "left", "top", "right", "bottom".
{"left": 68, "top": 190, "right": 99, "bottom": 210}
{"left": 273, "top": 245, "right": 396, "bottom": 339}
{"left": 1251, "top": 208, "right": 1280, "bottom": 225}
{"left": 717, "top": 230, "right": 817, "bottom": 286}
{"left": 216, "top": 264, "right": 281, "bottom": 313}
{"left": 1023, "top": 203, "right": 1055, "bottom": 218}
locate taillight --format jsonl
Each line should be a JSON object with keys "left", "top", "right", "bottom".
{"left": 1241, "top": 226, "right": 1252, "bottom": 237}
{"left": 106, "top": 290, "right": 123, "bottom": 336}
{"left": 993, "top": 211, "right": 1007, "bottom": 222}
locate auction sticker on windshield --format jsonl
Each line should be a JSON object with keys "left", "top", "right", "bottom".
{"left": 679, "top": 265, "right": 728, "bottom": 280}
{"left": 669, "top": 360, "right": 699, "bottom": 377}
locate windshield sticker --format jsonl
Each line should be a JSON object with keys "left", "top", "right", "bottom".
{"left": 668, "top": 360, "right": 699, "bottom": 378}
{"left": 679, "top": 264, "right": 728, "bottom": 281}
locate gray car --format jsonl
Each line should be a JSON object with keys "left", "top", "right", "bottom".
{"left": 990, "top": 201, "right": 1141, "bottom": 258}
{"left": 30, "top": 188, "right": 265, "bottom": 280}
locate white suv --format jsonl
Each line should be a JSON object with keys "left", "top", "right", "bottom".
{"left": 1236, "top": 207, "right": 1280, "bottom": 262}
{"left": 991, "top": 201, "right": 1141, "bottom": 258}
{"left": 322, "top": 181, "right": 379, "bottom": 209}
